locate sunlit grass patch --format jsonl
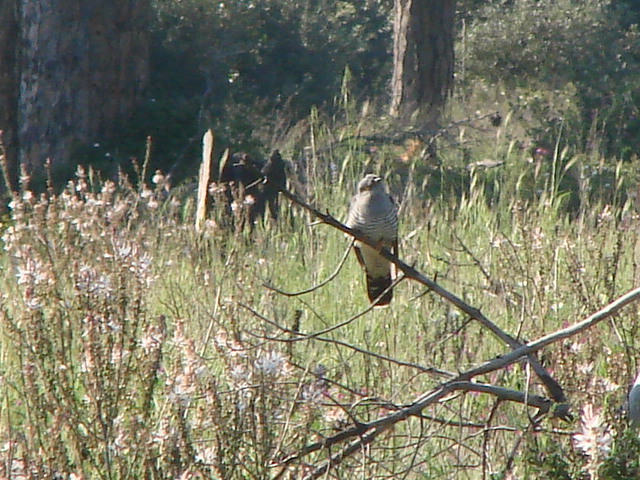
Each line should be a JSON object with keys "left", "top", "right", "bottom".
{"left": 1, "top": 112, "right": 640, "bottom": 478}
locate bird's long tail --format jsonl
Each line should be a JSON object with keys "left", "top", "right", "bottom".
{"left": 366, "top": 273, "right": 392, "bottom": 306}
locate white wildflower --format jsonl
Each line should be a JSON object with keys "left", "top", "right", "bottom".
{"left": 76, "top": 265, "right": 112, "bottom": 296}
{"left": 16, "top": 256, "right": 49, "bottom": 286}
{"left": 195, "top": 445, "right": 217, "bottom": 465}
{"left": 130, "top": 252, "right": 153, "bottom": 275}
{"left": 577, "top": 362, "right": 594, "bottom": 375}
{"left": 208, "top": 182, "right": 227, "bottom": 196}
{"left": 110, "top": 345, "right": 130, "bottom": 364}
{"left": 254, "top": 350, "right": 291, "bottom": 378}
{"left": 139, "top": 332, "right": 161, "bottom": 354}
{"left": 574, "top": 404, "right": 612, "bottom": 478}
{"left": 550, "top": 302, "right": 564, "bottom": 312}
{"left": 152, "top": 170, "right": 165, "bottom": 185}
{"left": 112, "top": 240, "right": 134, "bottom": 260}
{"left": 229, "top": 364, "right": 251, "bottom": 389}
{"left": 25, "top": 296, "right": 43, "bottom": 310}
{"left": 140, "top": 187, "right": 153, "bottom": 199}
{"left": 101, "top": 180, "right": 116, "bottom": 195}
{"left": 171, "top": 373, "right": 197, "bottom": 404}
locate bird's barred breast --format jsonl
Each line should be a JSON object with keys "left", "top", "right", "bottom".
{"left": 349, "top": 202, "right": 397, "bottom": 243}
{"left": 360, "top": 214, "right": 397, "bottom": 240}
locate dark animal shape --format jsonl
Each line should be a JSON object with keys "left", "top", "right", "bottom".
{"left": 259, "top": 150, "right": 286, "bottom": 220}
{"left": 215, "top": 150, "right": 287, "bottom": 231}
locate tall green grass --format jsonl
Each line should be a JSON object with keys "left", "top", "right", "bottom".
{"left": 1, "top": 101, "right": 640, "bottom": 479}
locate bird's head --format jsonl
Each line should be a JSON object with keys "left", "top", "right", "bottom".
{"left": 358, "top": 174, "right": 383, "bottom": 193}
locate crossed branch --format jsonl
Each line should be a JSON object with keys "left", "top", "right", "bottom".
{"left": 235, "top": 168, "right": 640, "bottom": 478}
{"left": 275, "top": 287, "right": 640, "bottom": 479}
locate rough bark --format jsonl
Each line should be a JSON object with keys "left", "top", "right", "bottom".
{"left": 0, "top": 0, "right": 150, "bottom": 180}
{"left": 0, "top": 0, "right": 19, "bottom": 193}
{"left": 389, "top": 0, "right": 456, "bottom": 125}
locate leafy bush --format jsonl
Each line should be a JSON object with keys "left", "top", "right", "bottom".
{"left": 0, "top": 167, "right": 319, "bottom": 478}
{"left": 1, "top": 169, "right": 163, "bottom": 477}
{"left": 458, "top": 0, "right": 640, "bottom": 157}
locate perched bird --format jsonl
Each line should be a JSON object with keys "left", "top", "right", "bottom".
{"left": 346, "top": 174, "right": 398, "bottom": 306}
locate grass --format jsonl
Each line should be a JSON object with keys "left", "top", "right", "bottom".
{"left": 2, "top": 99, "right": 640, "bottom": 479}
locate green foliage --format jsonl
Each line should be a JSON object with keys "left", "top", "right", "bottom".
{"left": 105, "top": 0, "right": 393, "bottom": 179}
{"left": 524, "top": 436, "right": 575, "bottom": 479}
{"left": 459, "top": 0, "right": 640, "bottom": 157}
{"left": 600, "top": 430, "right": 640, "bottom": 479}
{"left": 69, "top": 0, "right": 640, "bottom": 185}
{"left": 0, "top": 169, "right": 168, "bottom": 477}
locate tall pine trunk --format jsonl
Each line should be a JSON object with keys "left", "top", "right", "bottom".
{"left": 0, "top": 0, "right": 19, "bottom": 194}
{"left": 0, "top": 0, "right": 150, "bottom": 186}
{"left": 389, "top": 0, "right": 455, "bottom": 126}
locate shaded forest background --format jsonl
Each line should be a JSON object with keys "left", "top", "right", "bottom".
{"left": 102, "top": 0, "right": 640, "bottom": 177}
{"left": 4, "top": 0, "right": 640, "bottom": 187}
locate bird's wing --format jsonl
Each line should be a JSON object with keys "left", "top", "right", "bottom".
{"left": 345, "top": 193, "right": 360, "bottom": 229}
{"left": 353, "top": 245, "right": 366, "bottom": 267}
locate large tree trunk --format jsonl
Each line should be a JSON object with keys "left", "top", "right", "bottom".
{"left": 0, "top": 0, "right": 150, "bottom": 184}
{"left": 389, "top": 0, "right": 456, "bottom": 125}
{"left": 0, "top": 0, "right": 19, "bottom": 194}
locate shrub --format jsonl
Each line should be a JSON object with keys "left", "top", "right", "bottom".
{"left": 458, "top": 0, "right": 640, "bottom": 157}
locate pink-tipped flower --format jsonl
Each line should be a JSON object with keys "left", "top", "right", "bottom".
{"left": 573, "top": 404, "right": 612, "bottom": 478}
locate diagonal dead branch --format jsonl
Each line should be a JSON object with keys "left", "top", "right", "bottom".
{"left": 274, "top": 187, "right": 566, "bottom": 403}
{"left": 458, "top": 286, "right": 640, "bottom": 381}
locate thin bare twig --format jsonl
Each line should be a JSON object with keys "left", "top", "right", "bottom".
{"left": 240, "top": 302, "right": 454, "bottom": 378}
{"left": 248, "top": 275, "right": 404, "bottom": 341}
{"left": 453, "top": 233, "right": 493, "bottom": 285}
{"left": 263, "top": 240, "right": 353, "bottom": 296}
{"left": 279, "top": 376, "right": 552, "bottom": 479}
